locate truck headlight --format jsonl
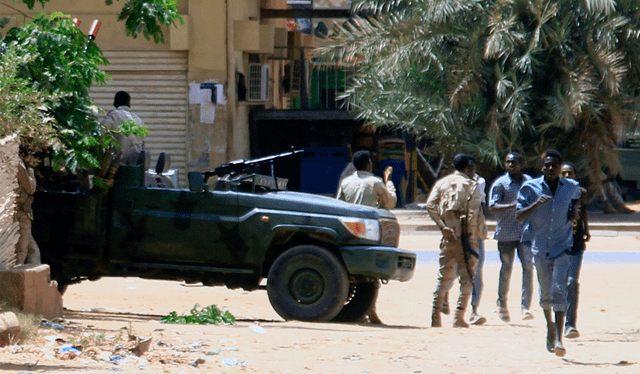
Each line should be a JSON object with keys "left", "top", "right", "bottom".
{"left": 339, "top": 217, "right": 380, "bottom": 242}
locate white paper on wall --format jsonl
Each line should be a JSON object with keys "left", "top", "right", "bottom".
{"left": 189, "top": 82, "right": 201, "bottom": 103}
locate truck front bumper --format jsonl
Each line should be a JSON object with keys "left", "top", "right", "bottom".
{"left": 339, "top": 246, "right": 416, "bottom": 282}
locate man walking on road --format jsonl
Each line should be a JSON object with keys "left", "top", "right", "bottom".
{"left": 469, "top": 169, "right": 488, "bottom": 325}
{"left": 488, "top": 152, "right": 534, "bottom": 322}
{"left": 561, "top": 162, "right": 590, "bottom": 340}
{"left": 517, "top": 149, "right": 581, "bottom": 357}
{"left": 427, "top": 154, "right": 482, "bottom": 328}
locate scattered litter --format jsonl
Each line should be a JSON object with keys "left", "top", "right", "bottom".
{"left": 42, "top": 322, "right": 65, "bottom": 330}
{"left": 189, "top": 342, "right": 203, "bottom": 349}
{"left": 343, "top": 354, "right": 362, "bottom": 361}
{"left": 109, "top": 355, "right": 135, "bottom": 365}
{"left": 222, "top": 359, "right": 248, "bottom": 366}
{"left": 109, "top": 368, "right": 123, "bottom": 372}
{"left": 59, "top": 345, "right": 81, "bottom": 354}
{"left": 190, "top": 358, "right": 206, "bottom": 367}
{"left": 250, "top": 325, "right": 266, "bottom": 334}
{"left": 205, "top": 350, "right": 220, "bottom": 355}
{"left": 221, "top": 347, "right": 239, "bottom": 351}
{"left": 131, "top": 337, "right": 152, "bottom": 356}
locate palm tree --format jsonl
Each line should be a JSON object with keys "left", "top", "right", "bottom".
{"left": 321, "top": 0, "right": 640, "bottom": 208}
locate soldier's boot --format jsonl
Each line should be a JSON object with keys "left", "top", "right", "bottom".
{"left": 453, "top": 310, "right": 469, "bottom": 328}
{"left": 431, "top": 310, "right": 442, "bottom": 328}
{"left": 454, "top": 284, "right": 472, "bottom": 328}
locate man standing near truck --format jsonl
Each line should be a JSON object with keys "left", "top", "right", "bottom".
{"left": 427, "top": 153, "right": 482, "bottom": 328}
{"left": 337, "top": 150, "right": 396, "bottom": 324}
{"left": 102, "top": 91, "right": 145, "bottom": 165}
{"left": 337, "top": 150, "right": 396, "bottom": 209}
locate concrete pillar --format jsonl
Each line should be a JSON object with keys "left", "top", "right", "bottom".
{"left": 0, "top": 264, "right": 63, "bottom": 320}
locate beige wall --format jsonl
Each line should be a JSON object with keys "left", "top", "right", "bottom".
{"left": 228, "top": 0, "right": 261, "bottom": 160}
{"left": 0, "top": 0, "right": 261, "bottom": 167}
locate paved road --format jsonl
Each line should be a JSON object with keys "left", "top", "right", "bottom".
{"left": 395, "top": 210, "right": 640, "bottom": 264}
{"left": 393, "top": 209, "right": 640, "bottom": 234}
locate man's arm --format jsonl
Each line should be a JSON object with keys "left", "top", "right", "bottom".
{"left": 336, "top": 184, "right": 345, "bottom": 201}
{"left": 426, "top": 183, "right": 455, "bottom": 241}
{"left": 579, "top": 188, "right": 591, "bottom": 242}
{"left": 488, "top": 183, "right": 517, "bottom": 214}
{"left": 516, "top": 191, "right": 551, "bottom": 222}
{"left": 376, "top": 179, "right": 397, "bottom": 208}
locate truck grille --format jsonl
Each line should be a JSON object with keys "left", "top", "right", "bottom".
{"left": 380, "top": 218, "right": 400, "bottom": 247}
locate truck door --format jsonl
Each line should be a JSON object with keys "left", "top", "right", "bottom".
{"left": 109, "top": 187, "right": 240, "bottom": 266}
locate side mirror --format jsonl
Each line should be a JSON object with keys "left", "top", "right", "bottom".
{"left": 188, "top": 171, "right": 205, "bottom": 192}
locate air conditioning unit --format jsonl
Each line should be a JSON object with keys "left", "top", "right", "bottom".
{"left": 247, "top": 63, "right": 270, "bottom": 102}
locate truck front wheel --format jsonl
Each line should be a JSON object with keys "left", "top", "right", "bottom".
{"left": 267, "top": 245, "right": 349, "bottom": 322}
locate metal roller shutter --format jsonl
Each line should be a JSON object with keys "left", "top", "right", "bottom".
{"left": 90, "top": 51, "right": 188, "bottom": 187}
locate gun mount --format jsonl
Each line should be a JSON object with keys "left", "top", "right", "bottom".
{"left": 202, "top": 149, "right": 304, "bottom": 186}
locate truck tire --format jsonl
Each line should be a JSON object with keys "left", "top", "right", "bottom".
{"left": 331, "top": 281, "right": 379, "bottom": 323}
{"left": 267, "top": 245, "right": 349, "bottom": 322}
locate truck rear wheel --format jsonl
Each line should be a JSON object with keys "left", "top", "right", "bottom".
{"left": 331, "top": 281, "right": 379, "bottom": 323}
{"left": 267, "top": 245, "right": 349, "bottom": 322}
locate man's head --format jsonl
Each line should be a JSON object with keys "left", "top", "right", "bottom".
{"left": 561, "top": 161, "right": 578, "bottom": 180}
{"left": 114, "top": 91, "right": 131, "bottom": 108}
{"left": 505, "top": 152, "right": 523, "bottom": 176}
{"left": 542, "top": 149, "right": 562, "bottom": 182}
{"left": 352, "top": 150, "right": 373, "bottom": 172}
{"left": 452, "top": 153, "right": 475, "bottom": 175}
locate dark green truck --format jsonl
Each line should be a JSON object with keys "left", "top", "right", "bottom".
{"left": 32, "top": 152, "right": 416, "bottom": 322}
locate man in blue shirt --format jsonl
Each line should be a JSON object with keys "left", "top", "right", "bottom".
{"left": 489, "top": 152, "right": 534, "bottom": 323}
{"left": 517, "top": 150, "right": 581, "bottom": 357}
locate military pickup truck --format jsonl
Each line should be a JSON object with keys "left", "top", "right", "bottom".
{"left": 32, "top": 151, "right": 416, "bottom": 322}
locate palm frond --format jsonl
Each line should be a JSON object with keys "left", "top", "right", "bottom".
{"left": 583, "top": 0, "right": 616, "bottom": 16}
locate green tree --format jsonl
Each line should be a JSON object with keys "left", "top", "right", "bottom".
{"left": 322, "top": 0, "right": 640, "bottom": 202}
{"left": 0, "top": 43, "right": 57, "bottom": 152}
{"left": 0, "top": 1, "right": 182, "bottom": 169}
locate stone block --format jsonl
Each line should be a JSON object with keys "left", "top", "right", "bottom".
{"left": 0, "top": 311, "right": 22, "bottom": 346}
{"left": 0, "top": 264, "right": 63, "bottom": 320}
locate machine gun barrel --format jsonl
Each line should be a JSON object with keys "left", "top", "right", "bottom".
{"left": 203, "top": 149, "right": 304, "bottom": 183}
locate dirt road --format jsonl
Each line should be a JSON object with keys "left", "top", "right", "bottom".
{"left": 1, "top": 234, "right": 639, "bottom": 373}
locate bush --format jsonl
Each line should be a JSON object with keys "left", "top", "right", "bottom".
{"left": 161, "top": 304, "right": 235, "bottom": 325}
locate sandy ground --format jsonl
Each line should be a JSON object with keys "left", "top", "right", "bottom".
{"left": 1, "top": 234, "right": 639, "bottom": 374}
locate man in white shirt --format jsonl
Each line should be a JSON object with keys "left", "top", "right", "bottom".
{"left": 337, "top": 151, "right": 396, "bottom": 209}
{"left": 102, "top": 91, "right": 144, "bottom": 165}
{"left": 337, "top": 150, "right": 397, "bottom": 324}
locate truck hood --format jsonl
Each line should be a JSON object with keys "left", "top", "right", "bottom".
{"left": 238, "top": 190, "right": 396, "bottom": 220}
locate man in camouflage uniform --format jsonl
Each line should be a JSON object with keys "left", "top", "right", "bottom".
{"left": 427, "top": 154, "right": 481, "bottom": 328}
